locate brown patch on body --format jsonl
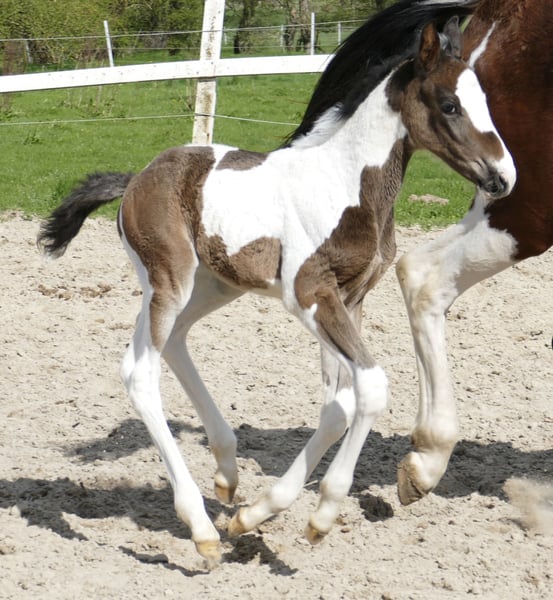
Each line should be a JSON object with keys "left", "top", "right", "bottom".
{"left": 293, "top": 143, "right": 406, "bottom": 364}
{"left": 121, "top": 146, "right": 216, "bottom": 350}
{"left": 196, "top": 234, "right": 281, "bottom": 290}
{"left": 216, "top": 149, "right": 267, "bottom": 171}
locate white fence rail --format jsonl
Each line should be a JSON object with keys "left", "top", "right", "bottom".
{"left": 0, "top": 54, "right": 331, "bottom": 94}
{"left": 0, "top": 0, "right": 333, "bottom": 142}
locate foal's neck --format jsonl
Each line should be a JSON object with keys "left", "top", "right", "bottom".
{"left": 331, "top": 76, "right": 408, "bottom": 172}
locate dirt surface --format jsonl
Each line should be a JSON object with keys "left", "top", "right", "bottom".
{"left": 1, "top": 214, "right": 552, "bottom": 599}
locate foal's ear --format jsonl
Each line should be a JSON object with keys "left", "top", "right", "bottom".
{"left": 442, "top": 16, "right": 462, "bottom": 59}
{"left": 417, "top": 22, "right": 441, "bottom": 74}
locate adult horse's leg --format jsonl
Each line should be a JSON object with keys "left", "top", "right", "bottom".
{"left": 162, "top": 267, "right": 243, "bottom": 504}
{"left": 395, "top": 193, "right": 517, "bottom": 503}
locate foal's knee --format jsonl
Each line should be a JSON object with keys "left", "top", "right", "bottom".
{"left": 354, "top": 366, "right": 388, "bottom": 418}
{"left": 320, "top": 387, "right": 355, "bottom": 443}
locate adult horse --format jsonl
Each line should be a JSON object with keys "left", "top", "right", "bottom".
{"left": 38, "top": 0, "right": 514, "bottom": 565}
{"left": 396, "top": 0, "right": 553, "bottom": 505}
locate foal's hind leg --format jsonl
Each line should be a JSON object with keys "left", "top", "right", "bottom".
{"left": 120, "top": 235, "right": 222, "bottom": 565}
{"left": 162, "top": 268, "right": 243, "bottom": 504}
{"left": 395, "top": 199, "right": 517, "bottom": 504}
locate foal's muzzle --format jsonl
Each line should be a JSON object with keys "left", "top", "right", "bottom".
{"left": 482, "top": 171, "right": 509, "bottom": 199}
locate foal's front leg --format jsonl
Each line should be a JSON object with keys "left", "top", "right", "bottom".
{"left": 227, "top": 346, "right": 356, "bottom": 536}
{"left": 229, "top": 293, "right": 388, "bottom": 542}
{"left": 304, "top": 297, "right": 388, "bottom": 542}
{"left": 395, "top": 205, "right": 517, "bottom": 504}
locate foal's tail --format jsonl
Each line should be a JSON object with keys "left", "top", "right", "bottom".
{"left": 37, "top": 171, "right": 134, "bottom": 258}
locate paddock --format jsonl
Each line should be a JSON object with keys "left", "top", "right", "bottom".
{"left": 1, "top": 213, "right": 551, "bottom": 598}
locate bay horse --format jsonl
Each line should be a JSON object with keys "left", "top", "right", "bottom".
{"left": 396, "top": 0, "right": 553, "bottom": 505}
{"left": 37, "top": 0, "right": 515, "bottom": 565}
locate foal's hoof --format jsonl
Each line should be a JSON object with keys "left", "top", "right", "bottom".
{"left": 397, "top": 458, "right": 429, "bottom": 506}
{"left": 214, "top": 482, "right": 236, "bottom": 504}
{"left": 195, "top": 540, "right": 222, "bottom": 569}
{"left": 227, "top": 509, "right": 248, "bottom": 537}
{"left": 304, "top": 522, "right": 327, "bottom": 546}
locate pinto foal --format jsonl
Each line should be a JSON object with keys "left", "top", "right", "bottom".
{"left": 39, "top": 0, "right": 515, "bottom": 564}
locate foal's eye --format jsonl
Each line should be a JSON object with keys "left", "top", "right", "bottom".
{"left": 441, "top": 101, "right": 459, "bottom": 115}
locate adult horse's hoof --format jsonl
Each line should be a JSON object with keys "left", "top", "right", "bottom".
{"left": 195, "top": 540, "right": 222, "bottom": 569}
{"left": 397, "top": 457, "right": 429, "bottom": 505}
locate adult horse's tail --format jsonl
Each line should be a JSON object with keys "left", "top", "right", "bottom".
{"left": 37, "top": 172, "right": 134, "bottom": 258}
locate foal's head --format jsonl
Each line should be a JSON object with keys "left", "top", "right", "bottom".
{"left": 390, "top": 17, "right": 516, "bottom": 199}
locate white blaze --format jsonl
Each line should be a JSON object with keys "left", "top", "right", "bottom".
{"left": 456, "top": 68, "right": 516, "bottom": 192}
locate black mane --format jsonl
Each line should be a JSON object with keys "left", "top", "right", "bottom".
{"left": 284, "top": 0, "right": 479, "bottom": 146}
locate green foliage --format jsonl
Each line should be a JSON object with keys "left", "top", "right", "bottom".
{"left": 0, "top": 0, "right": 112, "bottom": 65}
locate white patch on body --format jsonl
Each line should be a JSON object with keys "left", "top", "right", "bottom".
{"left": 200, "top": 77, "right": 405, "bottom": 307}
{"left": 454, "top": 191, "right": 518, "bottom": 289}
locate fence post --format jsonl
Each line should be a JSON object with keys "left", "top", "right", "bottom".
{"left": 192, "top": 0, "right": 225, "bottom": 145}
{"left": 103, "top": 20, "right": 115, "bottom": 67}
{"left": 310, "top": 12, "right": 315, "bottom": 55}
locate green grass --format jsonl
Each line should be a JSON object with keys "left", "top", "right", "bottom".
{"left": 0, "top": 72, "right": 476, "bottom": 226}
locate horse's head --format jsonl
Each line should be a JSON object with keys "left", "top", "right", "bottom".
{"left": 391, "top": 17, "right": 516, "bottom": 200}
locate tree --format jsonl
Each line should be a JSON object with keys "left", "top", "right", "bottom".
{"left": 0, "top": 0, "right": 113, "bottom": 65}
{"left": 233, "top": 0, "right": 257, "bottom": 54}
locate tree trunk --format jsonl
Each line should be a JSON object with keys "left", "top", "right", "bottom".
{"left": 233, "top": 0, "right": 256, "bottom": 54}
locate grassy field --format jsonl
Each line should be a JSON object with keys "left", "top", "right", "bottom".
{"left": 0, "top": 72, "right": 475, "bottom": 226}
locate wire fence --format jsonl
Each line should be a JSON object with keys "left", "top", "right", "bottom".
{"left": 0, "top": 20, "right": 363, "bottom": 72}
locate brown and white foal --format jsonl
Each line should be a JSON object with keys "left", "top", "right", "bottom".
{"left": 38, "top": 0, "right": 514, "bottom": 565}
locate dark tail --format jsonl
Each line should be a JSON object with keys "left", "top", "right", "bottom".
{"left": 37, "top": 171, "right": 134, "bottom": 258}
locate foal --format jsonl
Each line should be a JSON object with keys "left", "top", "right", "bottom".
{"left": 396, "top": 0, "right": 553, "bottom": 506}
{"left": 38, "top": 0, "right": 515, "bottom": 564}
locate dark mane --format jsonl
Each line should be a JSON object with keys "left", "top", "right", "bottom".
{"left": 284, "top": 0, "right": 480, "bottom": 146}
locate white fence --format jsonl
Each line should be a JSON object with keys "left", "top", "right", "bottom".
{"left": 0, "top": 0, "right": 333, "bottom": 144}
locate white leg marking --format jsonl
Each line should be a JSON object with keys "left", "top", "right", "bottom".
{"left": 308, "top": 366, "right": 388, "bottom": 538}
{"left": 396, "top": 194, "right": 517, "bottom": 502}
{"left": 229, "top": 350, "right": 356, "bottom": 534}
{"left": 119, "top": 226, "right": 220, "bottom": 561}
{"left": 162, "top": 268, "right": 242, "bottom": 504}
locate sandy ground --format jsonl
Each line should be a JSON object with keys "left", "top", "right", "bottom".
{"left": 1, "top": 213, "right": 552, "bottom": 599}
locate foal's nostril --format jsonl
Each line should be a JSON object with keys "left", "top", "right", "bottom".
{"left": 483, "top": 173, "right": 508, "bottom": 198}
